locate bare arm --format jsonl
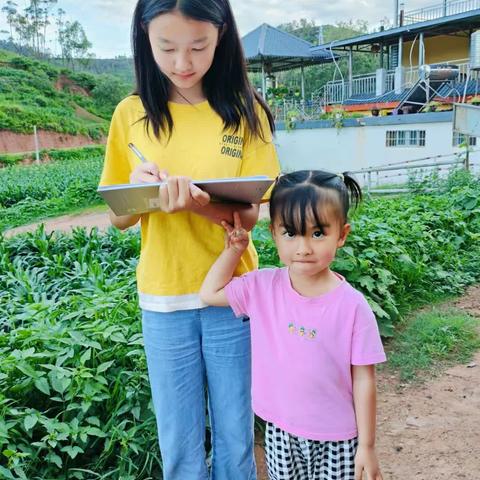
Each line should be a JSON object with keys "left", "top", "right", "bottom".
{"left": 352, "top": 364, "right": 383, "bottom": 480}
{"left": 109, "top": 210, "right": 141, "bottom": 230}
{"left": 200, "top": 212, "right": 249, "bottom": 306}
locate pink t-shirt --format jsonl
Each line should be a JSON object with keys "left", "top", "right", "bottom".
{"left": 225, "top": 267, "right": 386, "bottom": 441}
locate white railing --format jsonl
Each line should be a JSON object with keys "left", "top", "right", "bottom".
{"left": 403, "top": 0, "right": 480, "bottom": 25}
{"left": 403, "top": 59, "right": 479, "bottom": 87}
{"left": 320, "top": 59, "right": 479, "bottom": 105}
{"left": 322, "top": 71, "right": 396, "bottom": 104}
{"left": 269, "top": 99, "right": 326, "bottom": 122}
{"left": 349, "top": 150, "right": 474, "bottom": 193}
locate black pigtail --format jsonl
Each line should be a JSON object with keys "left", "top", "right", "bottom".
{"left": 341, "top": 172, "right": 362, "bottom": 211}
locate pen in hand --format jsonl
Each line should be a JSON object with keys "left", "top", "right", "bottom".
{"left": 128, "top": 143, "right": 169, "bottom": 184}
{"left": 128, "top": 143, "right": 149, "bottom": 164}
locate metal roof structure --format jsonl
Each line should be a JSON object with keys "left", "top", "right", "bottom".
{"left": 335, "top": 79, "right": 479, "bottom": 107}
{"left": 242, "top": 23, "right": 335, "bottom": 73}
{"left": 311, "top": 9, "right": 480, "bottom": 53}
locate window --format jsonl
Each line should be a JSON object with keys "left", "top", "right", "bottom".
{"left": 389, "top": 44, "right": 399, "bottom": 69}
{"left": 452, "top": 132, "right": 476, "bottom": 147}
{"left": 386, "top": 130, "right": 426, "bottom": 147}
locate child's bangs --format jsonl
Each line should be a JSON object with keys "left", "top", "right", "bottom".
{"left": 277, "top": 186, "right": 341, "bottom": 235}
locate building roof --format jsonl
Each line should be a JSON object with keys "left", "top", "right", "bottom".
{"left": 311, "top": 9, "right": 480, "bottom": 52}
{"left": 242, "top": 23, "right": 335, "bottom": 73}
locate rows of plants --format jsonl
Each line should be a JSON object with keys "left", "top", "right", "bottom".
{"left": 0, "top": 171, "right": 479, "bottom": 478}
{"left": 0, "top": 145, "right": 105, "bottom": 168}
{"left": 0, "top": 150, "right": 105, "bottom": 232}
{"left": 0, "top": 50, "right": 130, "bottom": 136}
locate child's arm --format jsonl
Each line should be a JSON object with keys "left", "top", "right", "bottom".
{"left": 200, "top": 212, "right": 250, "bottom": 307}
{"left": 352, "top": 365, "right": 383, "bottom": 480}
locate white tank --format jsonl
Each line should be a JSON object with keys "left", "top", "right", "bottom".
{"left": 419, "top": 64, "right": 459, "bottom": 81}
{"left": 470, "top": 30, "right": 480, "bottom": 71}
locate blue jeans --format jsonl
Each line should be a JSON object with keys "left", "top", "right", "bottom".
{"left": 142, "top": 306, "right": 256, "bottom": 480}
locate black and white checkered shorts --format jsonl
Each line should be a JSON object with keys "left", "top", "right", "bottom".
{"left": 265, "top": 422, "right": 358, "bottom": 480}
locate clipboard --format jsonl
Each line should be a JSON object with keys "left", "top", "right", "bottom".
{"left": 97, "top": 176, "right": 275, "bottom": 216}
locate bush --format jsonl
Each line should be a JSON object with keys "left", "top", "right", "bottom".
{"left": 0, "top": 50, "right": 128, "bottom": 135}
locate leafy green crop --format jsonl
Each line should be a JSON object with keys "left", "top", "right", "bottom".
{"left": 0, "top": 170, "right": 479, "bottom": 478}
{"left": 0, "top": 227, "right": 161, "bottom": 479}
{"left": 0, "top": 152, "right": 105, "bottom": 231}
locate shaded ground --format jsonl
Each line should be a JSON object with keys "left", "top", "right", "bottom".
{"left": 5, "top": 211, "right": 480, "bottom": 480}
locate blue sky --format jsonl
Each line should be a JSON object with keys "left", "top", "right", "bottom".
{"left": 1, "top": 1, "right": 432, "bottom": 58}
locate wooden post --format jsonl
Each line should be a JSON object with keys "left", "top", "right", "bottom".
{"left": 465, "top": 136, "right": 470, "bottom": 170}
{"left": 34, "top": 126, "right": 40, "bottom": 164}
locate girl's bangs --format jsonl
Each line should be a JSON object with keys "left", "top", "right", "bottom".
{"left": 277, "top": 186, "right": 341, "bottom": 235}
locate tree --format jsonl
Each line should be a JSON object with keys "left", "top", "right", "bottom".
{"left": 58, "top": 20, "right": 93, "bottom": 70}
{"left": 91, "top": 75, "right": 131, "bottom": 115}
{"left": 277, "top": 18, "right": 320, "bottom": 45}
{"left": 24, "top": 0, "right": 41, "bottom": 54}
{"left": 274, "top": 19, "right": 380, "bottom": 99}
{"left": 40, "top": 0, "right": 58, "bottom": 54}
{"left": 1, "top": 1, "right": 89, "bottom": 58}
{"left": 1, "top": 0, "right": 17, "bottom": 41}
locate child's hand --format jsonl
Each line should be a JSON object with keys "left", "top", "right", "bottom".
{"left": 354, "top": 445, "right": 383, "bottom": 480}
{"left": 221, "top": 212, "right": 249, "bottom": 254}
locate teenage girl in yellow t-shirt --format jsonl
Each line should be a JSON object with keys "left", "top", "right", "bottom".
{"left": 99, "top": 1, "right": 280, "bottom": 478}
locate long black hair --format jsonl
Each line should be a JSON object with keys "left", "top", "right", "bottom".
{"left": 269, "top": 170, "right": 362, "bottom": 234}
{"left": 132, "top": 0, "right": 274, "bottom": 140}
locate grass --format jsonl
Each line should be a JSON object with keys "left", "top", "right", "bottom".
{"left": 382, "top": 308, "right": 480, "bottom": 382}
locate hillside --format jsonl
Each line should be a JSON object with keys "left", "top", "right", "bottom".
{"left": 0, "top": 40, "right": 135, "bottom": 84}
{"left": 0, "top": 50, "right": 131, "bottom": 151}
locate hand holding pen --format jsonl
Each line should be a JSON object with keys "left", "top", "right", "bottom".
{"left": 128, "top": 143, "right": 168, "bottom": 184}
{"left": 127, "top": 143, "right": 210, "bottom": 211}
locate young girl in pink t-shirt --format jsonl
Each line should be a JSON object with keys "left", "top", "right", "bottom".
{"left": 200, "top": 170, "right": 386, "bottom": 480}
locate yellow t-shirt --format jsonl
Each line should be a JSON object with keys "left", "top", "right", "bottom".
{"left": 99, "top": 95, "right": 280, "bottom": 310}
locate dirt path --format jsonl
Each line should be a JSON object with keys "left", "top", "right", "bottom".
{"left": 4, "top": 209, "right": 112, "bottom": 238}
{"left": 5, "top": 211, "right": 480, "bottom": 479}
{"left": 3, "top": 204, "right": 271, "bottom": 238}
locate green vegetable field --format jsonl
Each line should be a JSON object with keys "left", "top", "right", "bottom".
{"left": 0, "top": 166, "right": 479, "bottom": 478}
